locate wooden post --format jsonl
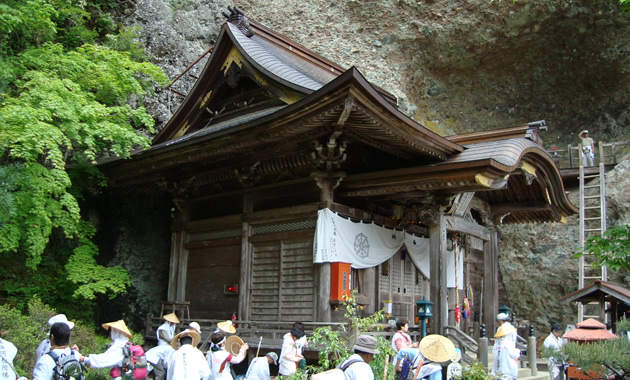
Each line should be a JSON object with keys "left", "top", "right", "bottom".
{"left": 239, "top": 194, "right": 253, "bottom": 322}
{"left": 483, "top": 230, "right": 498, "bottom": 335}
{"left": 429, "top": 213, "right": 447, "bottom": 334}
{"left": 312, "top": 171, "right": 345, "bottom": 322}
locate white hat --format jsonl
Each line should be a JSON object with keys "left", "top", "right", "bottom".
{"left": 266, "top": 352, "right": 278, "bottom": 365}
{"left": 188, "top": 322, "right": 201, "bottom": 334}
{"left": 48, "top": 314, "right": 74, "bottom": 329}
{"left": 496, "top": 313, "right": 509, "bottom": 321}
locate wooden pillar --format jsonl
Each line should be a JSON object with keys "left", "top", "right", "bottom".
{"left": 362, "top": 267, "right": 377, "bottom": 315}
{"left": 483, "top": 229, "right": 499, "bottom": 334}
{"left": 170, "top": 202, "right": 190, "bottom": 302}
{"left": 239, "top": 194, "right": 253, "bottom": 322}
{"left": 429, "top": 214, "right": 447, "bottom": 334}
{"left": 312, "top": 171, "right": 345, "bottom": 322}
{"left": 167, "top": 231, "right": 182, "bottom": 301}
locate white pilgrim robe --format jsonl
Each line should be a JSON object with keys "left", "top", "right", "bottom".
{"left": 340, "top": 354, "right": 373, "bottom": 380}
{"left": 166, "top": 345, "right": 209, "bottom": 380}
{"left": 0, "top": 338, "right": 18, "bottom": 380}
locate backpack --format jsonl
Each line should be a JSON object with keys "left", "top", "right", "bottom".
{"left": 398, "top": 356, "right": 414, "bottom": 380}
{"left": 47, "top": 351, "right": 84, "bottom": 380}
{"left": 110, "top": 342, "right": 148, "bottom": 380}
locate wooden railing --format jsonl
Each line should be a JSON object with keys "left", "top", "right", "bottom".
{"left": 547, "top": 140, "right": 630, "bottom": 169}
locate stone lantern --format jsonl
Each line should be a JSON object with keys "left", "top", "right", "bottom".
{"left": 416, "top": 296, "right": 433, "bottom": 338}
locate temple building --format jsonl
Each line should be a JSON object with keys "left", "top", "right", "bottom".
{"left": 99, "top": 10, "right": 576, "bottom": 335}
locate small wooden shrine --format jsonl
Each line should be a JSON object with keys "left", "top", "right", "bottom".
{"left": 99, "top": 9, "right": 576, "bottom": 335}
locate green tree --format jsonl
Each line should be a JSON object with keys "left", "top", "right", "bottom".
{"left": 0, "top": 0, "right": 167, "bottom": 314}
{"left": 578, "top": 224, "right": 630, "bottom": 272}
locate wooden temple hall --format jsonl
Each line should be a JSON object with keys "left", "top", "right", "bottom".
{"left": 99, "top": 10, "right": 576, "bottom": 335}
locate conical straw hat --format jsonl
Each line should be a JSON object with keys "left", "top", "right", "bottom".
{"left": 495, "top": 324, "right": 517, "bottom": 338}
{"left": 419, "top": 334, "right": 456, "bottom": 363}
{"left": 170, "top": 328, "right": 201, "bottom": 349}
{"left": 102, "top": 320, "right": 133, "bottom": 339}
{"left": 225, "top": 335, "right": 245, "bottom": 355}
{"left": 162, "top": 313, "right": 180, "bottom": 324}
{"left": 217, "top": 320, "right": 236, "bottom": 334}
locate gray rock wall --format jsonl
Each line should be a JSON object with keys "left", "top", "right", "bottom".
{"left": 113, "top": 0, "right": 630, "bottom": 331}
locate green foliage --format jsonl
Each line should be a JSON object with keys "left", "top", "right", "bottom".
{"left": 307, "top": 291, "right": 396, "bottom": 379}
{"left": 617, "top": 316, "right": 630, "bottom": 336}
{"left": 0, "top": 0, "right": 167, "bottom": 313}
{"left": 0, "top": 298, "right": 128, "bottom": 379}
{"left": 455, "top": 361, "right": 493, "bottom": 380}
{"left": 563, "top": 338, "right": 630, "bottom": 380}
{"left": 576, "top": 224, "right": 630, "bottom": 272}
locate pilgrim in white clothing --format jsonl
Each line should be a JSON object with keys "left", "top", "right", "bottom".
{"left": 157, "top": 313, "right": 180, "bottom": 347}
{"left": 340, "top": 354, "right": 373, "bottom": 380}
{"left": 145, "top": 345, "right": 175, "bottom": 380}
{"left": 207, "top": 330, "right": 248, "bottom": 380}
{"left": 167, "top": 345, "right": 208, "bottom": 380}
{"left": 35, "top": 314, "right": 75, "bottom": 361}
{"left": 496, "top": 313, "right": 518, "bottom": 349}
{"left": 243, "top": 352, "right": 277, "bottom": 380}
{"left": 543, "top": 324, "right": 567, "bottom": 380}
{"left": 33, "top": 347, "right": 81, "bottom": 380}
{"left": 33, "top": 321, "right": 79, "bottom": 380}
{"left": 339, "top": 335, "right": 380, "bottom": 380}
{"left": 81, "top": 320, "right": 133, "bottom": 380}
{"left": 492, "top": 336, "right": 520, "bottom": 380}
{"left": 278, "top": 327, "right": 305, "bottom": 376}
{"left": 0, "top": 337, "right": 18, "bottom": 380}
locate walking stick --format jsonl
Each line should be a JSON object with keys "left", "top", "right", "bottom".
{"left": 255, "top": 336, "right": 263, "bottom": 357}
{"left": 383, "top": 354, "right": 390, "bottom": 379}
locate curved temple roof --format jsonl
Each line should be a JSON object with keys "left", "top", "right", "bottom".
{"left": 101, "top": 14, "right": 576, "bottom": 225}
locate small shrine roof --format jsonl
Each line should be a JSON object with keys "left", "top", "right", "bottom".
{"left": 563, "top": 318, "right": 618, "bottom": 341}
{"left": 576, "top": 318, "right": 607, "bottom": 329}
{"left": 560, "top": 280, "right": 630, "bottom": 305}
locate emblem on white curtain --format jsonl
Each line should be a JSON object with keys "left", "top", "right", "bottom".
{"left": 354, "top": 233, "right": 370, "bottom": 258}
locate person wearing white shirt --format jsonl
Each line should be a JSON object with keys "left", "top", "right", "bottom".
{"left": 167, "top": 329, "right": 209, "bottom": 380}
{"left": 339, "top": 335, "right": 379, "bottom": 380}
{"left": 496, "top": 313, "right": 518, "bottom": 350}
{"left": 33, "top": 323, "right": 81, "bottom": 380}
{"left": 157, "top": 314, "right": 180, "bottom": 347}
{"left": 0, "top": 335, "right": 18, "bottom": 380}
{"left": 492, "top": 324, "right": 520, "bottom": 380}
{"left": 79, "top": 320, "right": 133, "bottom": 380}
{"left": 36, "top": 314, "right": 75, "bottom": 362}
{"left": 207, "top": 330, "right": 248, "bottom": 380}
{"left": 544, "top": 323, "right": 567, "bottom": 380}
{"left": 278, "top": 327, "right": 304, "bottom": 377}
{"left": 243, "top": 352, "right": 277, "bottom": 380}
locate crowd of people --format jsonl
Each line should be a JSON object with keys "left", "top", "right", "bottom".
{"left": 0, "top": 310, "right": 574, "bottom": 380}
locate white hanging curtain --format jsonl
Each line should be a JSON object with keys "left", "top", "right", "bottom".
{"left": 446, "top": 245, "right": 464, "bottom": 289}
{"left": 313, "top": 208, "right": 431, "bottom": 278}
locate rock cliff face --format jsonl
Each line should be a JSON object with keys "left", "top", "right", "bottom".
{"left": 116, "top": 0, "right": 630, "bottom": 329}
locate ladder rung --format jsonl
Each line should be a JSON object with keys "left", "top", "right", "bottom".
{"left": 585, "top": 228, "right": 602, "bottom": 232}
{"left": 584, "top": 206, "right": 601, "bottom": 210}
{"left": 584, "top": 195, "right": 601, "bottom": 199}
{"left": 584, "top": 217, "right": 601, "bottom": 221}
{"left": 584, "top": 174, "right": 600, "bottom": 179}
{"left": 584, "top": 276, "right": 603, "bottom": 279}
{"left": 584, "top": 185, "right": 600, "bottom": 189}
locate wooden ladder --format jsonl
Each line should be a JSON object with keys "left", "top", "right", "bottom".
{"left": 577, "top": 141, "right": 608, "bottom": 322}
